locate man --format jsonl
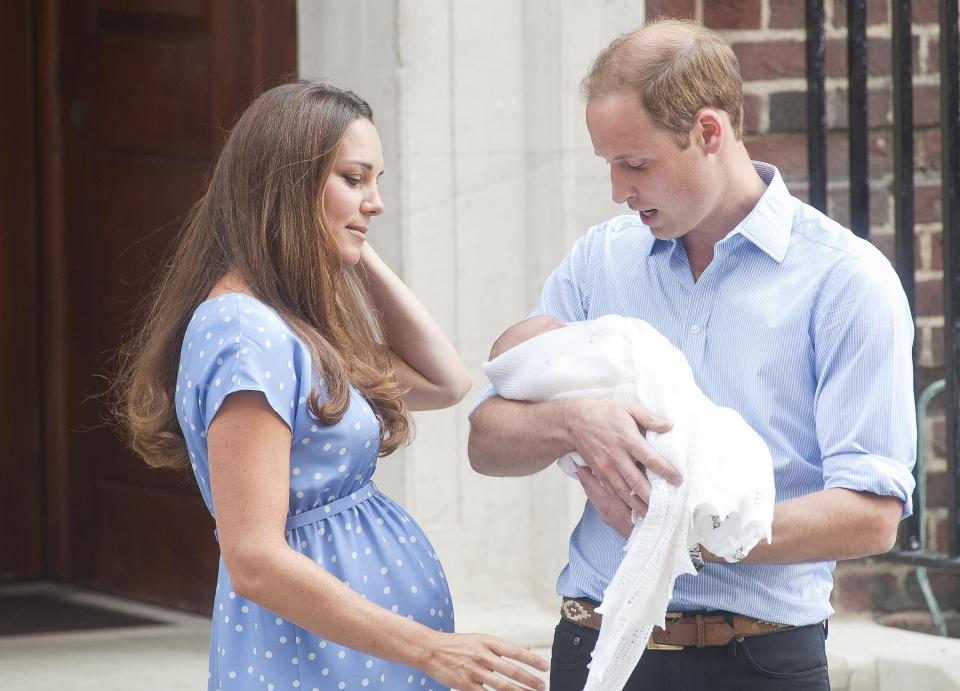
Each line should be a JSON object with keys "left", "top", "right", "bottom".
{"left": 468, "top": 19, "right": 916, "bottom": 691}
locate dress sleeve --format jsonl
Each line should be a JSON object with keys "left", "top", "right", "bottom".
{"left": 813, "top": 253, "right": 917, "bottom": 517}
{"left": 190, "top": 296, "right": 302, "bottom": 434}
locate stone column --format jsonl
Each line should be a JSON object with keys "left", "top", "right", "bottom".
{"left": 298, "top": 0, "right": 644, "bottom": 643}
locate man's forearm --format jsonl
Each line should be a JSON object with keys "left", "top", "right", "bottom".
{"left": 740, "top": 488, "right": 903, "bottom": 564}
{"left": 467, "top": 397, "right": 577, "bottom": 477}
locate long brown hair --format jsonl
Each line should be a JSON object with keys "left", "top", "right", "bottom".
{"left": 114, "top": 81, "right": 410, "bottom": 470}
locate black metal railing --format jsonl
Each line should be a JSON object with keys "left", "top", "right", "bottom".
{"left": 805, "top": 0, "right": 960, "bottom": 576}
{"left": 941, "top": 0, "right": 960, "bottom": 564}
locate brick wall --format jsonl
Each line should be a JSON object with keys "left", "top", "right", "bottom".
{"left": 645, "top": 0, "right": 960, "bottom": 617}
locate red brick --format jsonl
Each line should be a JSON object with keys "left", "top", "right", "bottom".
{"left": 932, "top": 415, "right": 947, "bottom": 459}
{"left": 913, "top": 35, "right": 924, "bottom": 76}
{"left": 917, "top": 277, "right": 943, "bottom": 317}
{"left": 744, "top": 132, "right": 808, "bottom": 180}
{"left": 825, "top": 133, "right": 848, "bottom": 179}
{"left": 871, "top": 234, "right": 895, "bottom": 262}
{"left": 869, "top": 130, "right": 895, "bottom": 176}
{"left": 928, "top": 573, "right": 960, "bottom": 609}
{"left": 833, "top": 570, "right": 873, "bottom": 612}
{"left": 918, "top": 232, "right": 932, "bottom": 271}
{"left": 734, "top": 40, "right": 805, "bottom": 81}
{"left": 646, "top": 0, "right": 695, "bottom": 20}
{"left": 903, "top": 573, "right": 960, "bottom": 610}
{"left": 768, "top": 91, "right": 807, "bottom": 133}
{"left": 769, "top": 0, "right": 805, "bottom": 29}
{"left": 925, "top": 35, "right": 939, "bottom": 75}
{"left": 930, "top": 326, "right": 945, "bottom": 367}
{"left": 833, "top": 569, "right": 901, "bottom": 613}
{"left": 825, "top": 36, "right": 895, "bottom": 78}
{"left": 918, "top": 128, "right": 941, "bottom": 174}
{"left": 823, "top": 130, "right": 895, "bottom": 180}
{"left": 833, "top": 0, "right": 890, "bottom": 28}
{"left": 925, "top": 471, "right": 949, "bottom": 508}
{"left": 913, "top": 0, "right": 941, "bottom": 24}
{"left": 932, "top": 514, "right": 950, "bottom": 552}
{"left": 790, "top": 181, "right": 811, "bottom": 205}
{"left": 829, "top": 185, "right": 891, "bottom": 230}
{"left": 826, "top": 85, "right": 893, "bottom": 130}
{"left": 742, "top": 93, "right": 762, "bottom": 134}
{"left": 914, "top": 84, "right": 942, "bottom": 127}
{"left": 931, "top": 231, "right": 943, "bottom": 270}
{"left": 915, "top": 181, "right": 942, "bottom": 224}
{"left": 704, "top": 0, "right": 762, "bottom": 29}
{"left": 873, "top": 186, "right": 891, "bottom": 225}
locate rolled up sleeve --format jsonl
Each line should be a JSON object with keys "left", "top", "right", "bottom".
{"left": 814, "top": 254, "right": 917, "bottom": 517}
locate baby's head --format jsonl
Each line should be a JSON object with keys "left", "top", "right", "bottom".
{"left": 489, "top": 315, "right": 566, "bottom": 360}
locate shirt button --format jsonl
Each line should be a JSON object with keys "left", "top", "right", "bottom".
{"left": 690, "top": 324, "right": 701, "bottom": 335}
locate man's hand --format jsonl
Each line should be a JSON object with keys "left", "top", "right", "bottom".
{"left": 565, "top": 399, "right": 679, "bottom": 518}
{"left": 575, "top": 465, "right": 634, "bottom": 538}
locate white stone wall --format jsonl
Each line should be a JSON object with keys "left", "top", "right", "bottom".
{"left": 297, "top": 0, "right": 644, "bottom": 632}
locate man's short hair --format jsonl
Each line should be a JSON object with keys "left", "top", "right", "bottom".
{"left": 581, "top": 18, "right": 744, "bottom": 148}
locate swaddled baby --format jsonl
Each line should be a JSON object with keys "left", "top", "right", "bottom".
{"left": 483, "top": 314, "right": 776, "bottom": 691}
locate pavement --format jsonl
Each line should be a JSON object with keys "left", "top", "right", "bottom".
{"left": 1, "top": 585, "right": 959, "bottom": 690}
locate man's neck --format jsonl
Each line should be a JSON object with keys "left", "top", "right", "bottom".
{"left": 684, "top": 153, "right": 768, "bottom": 280}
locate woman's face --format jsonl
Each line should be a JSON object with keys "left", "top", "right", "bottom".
{"left": 322, "top": 117, "right": 385, "bottom": 266}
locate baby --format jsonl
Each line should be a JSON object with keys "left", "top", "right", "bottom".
{"left": 489, "top": 315, "right": 567, "bottom": 360}
{"left": 482, "top": 313, "right": 777, "bottom": 689}
{"left": 483, "top": 312, "right": 774, "bottom": 549}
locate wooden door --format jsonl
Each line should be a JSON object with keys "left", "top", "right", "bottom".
{"left": 0, "top": 0, "right": 43, "bottom": 582}
{"left": 55, "top": 0, "right": 295, "bottom": 612}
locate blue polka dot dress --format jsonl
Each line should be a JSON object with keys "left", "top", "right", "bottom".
{"left": 177, "top": 293, "right": 453, "bottom": 690}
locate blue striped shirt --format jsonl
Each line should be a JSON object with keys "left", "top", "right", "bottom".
{"left": 473, "top": 162, "right": 916, "bottom": 626}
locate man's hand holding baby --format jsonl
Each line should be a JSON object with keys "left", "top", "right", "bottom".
{"left": 562, "top": 398, "right": 678, "bottom": 520}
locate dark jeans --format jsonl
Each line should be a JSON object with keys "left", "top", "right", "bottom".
{"left": 550, "top": 617, "right": 830, "bottom": 691}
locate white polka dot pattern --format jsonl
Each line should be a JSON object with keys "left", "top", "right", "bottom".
{"left": 178, "top": 294, "right": 453, "bottom": 690}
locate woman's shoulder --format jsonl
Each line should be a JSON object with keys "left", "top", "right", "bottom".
{"left": 180, "top": 293, "right": 308, "bottom": 383}
{"left": 185, "top": 293, "right": 297, "bottom": 344}
{"left": 180, "top": 293, "right": 309, "bottom": 432}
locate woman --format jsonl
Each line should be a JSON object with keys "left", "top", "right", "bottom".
{"left": 116, "top": 81, "right": 547, "bottom": 691}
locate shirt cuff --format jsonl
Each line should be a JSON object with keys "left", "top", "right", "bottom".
{"left": 467, "top": 383, "right": 499, "bottom": 420}
{"left": 822, "top": 452, "right": 917, "bottom": 518}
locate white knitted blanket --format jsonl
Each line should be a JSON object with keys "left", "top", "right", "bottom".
{"left": 483, "top": 315, "right": 775, "bottom": 691}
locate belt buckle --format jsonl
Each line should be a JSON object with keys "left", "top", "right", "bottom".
{"left": 647, "top": 613, "right": 684, "bottom": 651}
{"left": 646, "top": 640, "right": 684, "bottom": 651}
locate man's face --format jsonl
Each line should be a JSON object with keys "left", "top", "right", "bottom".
{"left": 586, "top": 91, "right": 715, "bottom": 242}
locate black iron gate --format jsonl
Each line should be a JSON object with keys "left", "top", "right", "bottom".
{"left": 804, "top": 0, "right": 960, "bottom": 631}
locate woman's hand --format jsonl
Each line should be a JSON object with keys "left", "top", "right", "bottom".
{"left": 421, "top": 631, "right": 548, "bottom": 691}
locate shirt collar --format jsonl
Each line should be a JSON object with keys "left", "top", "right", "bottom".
{"left": 647, "top": 161, "right": 794, "bottom": 263}
{"left": 732, "top": 161, "right": 793, "bottom": 263}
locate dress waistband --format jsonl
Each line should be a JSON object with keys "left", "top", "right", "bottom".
{"left": 284, "top": 481, "right": 378, "bottom": 531}
{"left": 214, "top": 481, "right": 378, "bottom": 542}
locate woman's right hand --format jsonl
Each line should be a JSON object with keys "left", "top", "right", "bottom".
{"left": 421, "top": 631, "right": 548, "bottom": 690}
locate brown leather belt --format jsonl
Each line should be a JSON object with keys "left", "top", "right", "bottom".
{"left": 561, "top": 597, "right": 793, "bottom": 650}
